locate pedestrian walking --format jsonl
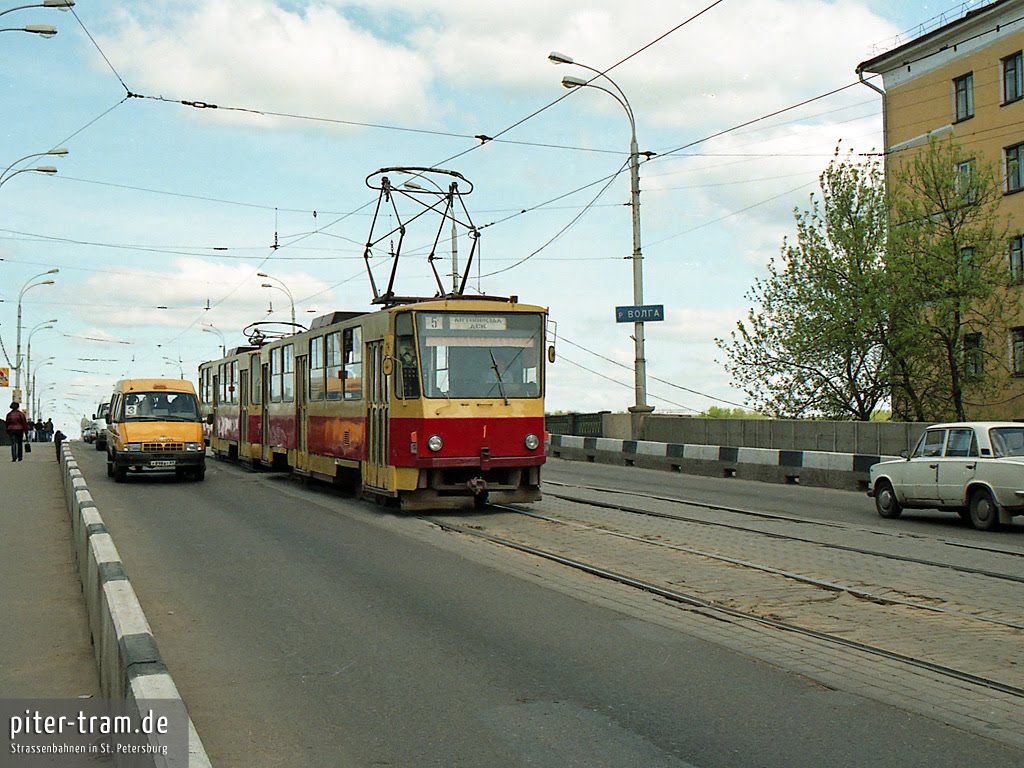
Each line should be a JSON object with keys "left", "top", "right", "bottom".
{"left": 44, "top": 418, "right": 54, "bottom": 442}
{"left": 5, "top": 402, "right": 29, "bottom": 462}
{"left": 53, "top": 429, "right": 66, "bottom": 460}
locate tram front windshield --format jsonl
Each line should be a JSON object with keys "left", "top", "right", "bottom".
{"left": 415, "top": 312, "right": 543, "bottom": 399}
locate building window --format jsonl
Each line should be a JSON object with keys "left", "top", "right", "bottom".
{"left": 1004, "top": 52, "right": 1023, "bottom": 104}
{"left": 1006, "top": 143, "right": 1024, "bottom": 192}
{"left": 963, "top": 333, "right": 983, "bottom": 378}
{"left": 955, "top": 159, "right": 976, "bottom": 204}
{"left": 1012, "top": 328, "right": 1024, "bottom": 375}
{"left": 1011, "top": 237, "right": 1024, "bottom": 285}
{"left": 954, "top": 72, "right": 974, "bottom": 121}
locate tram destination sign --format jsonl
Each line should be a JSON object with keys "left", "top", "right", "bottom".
{"left": 615, "top": 304, "right": 665, "bottom": 323}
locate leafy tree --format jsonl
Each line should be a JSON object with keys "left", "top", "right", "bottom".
{"left": 885, "top": 138, "right": 1009, "bottom": 421}
{"left": 716, "top": 148, "right": 889, "bottom": 420}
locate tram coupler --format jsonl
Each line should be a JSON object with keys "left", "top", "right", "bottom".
{"left": 467, "top": 476, "right": 488, "bottom": 496}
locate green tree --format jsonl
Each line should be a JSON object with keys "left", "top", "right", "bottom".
{"left": 885, "top": 138, "right": 1009, "bottom": 421}
{"left": 716, "top": 148, "right": 889, "bottom": 420}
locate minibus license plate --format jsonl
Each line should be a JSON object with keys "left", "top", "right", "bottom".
{"left": 151, "top": 460, "right": 176, "bottom": 467}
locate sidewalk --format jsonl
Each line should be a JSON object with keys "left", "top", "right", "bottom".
{"left": 0, "top": 440, "right": 99, "bottom": 697}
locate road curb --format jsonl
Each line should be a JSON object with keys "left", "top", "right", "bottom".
{"left": 548, "top": 434, "right": 899, "bottom": 491}
{"left": 60, "top": 444, "right": 213, "bottom": 768}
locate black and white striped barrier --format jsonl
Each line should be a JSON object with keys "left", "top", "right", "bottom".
{"left": 547, "top": 434, "right": 897, "bottom": 491}
{"left": 60, "top": 445, "right": 212, "bottom": 768}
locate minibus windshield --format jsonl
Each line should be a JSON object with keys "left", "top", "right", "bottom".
{"left": 119, "top": 392, "right": 200, "bottom": 422}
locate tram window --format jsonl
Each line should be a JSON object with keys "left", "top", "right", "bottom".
{"left": 343, "top": 327, "right": 362, "bottom": 401}
{"left": 230, "top": 360, "right": 239, "bottom": 404}
{"left": 326, "top": 331, "right": 342, "bottom": 400}
{"left": 250, "top": 356, "right": 262, "bottom": 405}
{"left": 395, "top": 313, "right": 420, "bottom": 399}
{"left": 309, "top": 336, "right": 325, "bottom": 401}
{"left": 282, "top": 344, "right": 295, "bottom": 402}
{"left": 270, "top": 347, "right": 282, "bottom": 402}
{"left": 415, "top": 312, "right": 543, "bottom": 399}
{"left": 218, "top": 364, "right": 226, "bottom": 404}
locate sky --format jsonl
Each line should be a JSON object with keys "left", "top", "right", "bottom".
{"left": 0, "top": 0, "right": 997, "bottom": 431}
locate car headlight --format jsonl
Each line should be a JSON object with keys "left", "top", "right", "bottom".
{"left": 185, "top": 443, "right": 202, "bottom": 452}
{"left": 124, "top": 443, "right": 142, "bottom": 452}
{"left": 524, "top": 433, "right": 540, "bottom": 450}
{"left": 427, "top": 434, "right": 443, "bottom": 452}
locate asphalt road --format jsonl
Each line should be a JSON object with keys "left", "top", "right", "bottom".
{"left": 72, "top": 447, "right": 1024, "bottom": 767}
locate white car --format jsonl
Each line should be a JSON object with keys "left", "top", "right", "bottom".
{"left": 869, "top": 422, "right": 1024, "bottom": 531}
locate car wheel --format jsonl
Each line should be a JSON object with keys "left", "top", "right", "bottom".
{"left": 969, "top": 488, "right": 1000, "bottom": 531}
{"left": 193, "top": 467, "right": 206, "bottom": 482}
{"left": 95, "top": 439, "right": 103, "bottom": 451}
{"left": 874, "top": 480, "right": 902, "bottom": 518}
{"left": 113, "top": 462, "right": 127, "bottom": 484}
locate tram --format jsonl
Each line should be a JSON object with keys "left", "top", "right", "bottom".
{"left": 199, "top": 295, "right": 549, "bottom": 509}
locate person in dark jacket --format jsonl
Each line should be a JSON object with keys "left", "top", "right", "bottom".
{"left": 53, "top": 429, "right": 66, "bottom": 460}
{"left": 5, "top": 402, "right": 29, "bottom": 462}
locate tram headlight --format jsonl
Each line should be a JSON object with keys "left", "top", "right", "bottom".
{"left": 427, "top": 434, "right": 444, "bottom": 452}
{"left": 524, "top": 433, "right": 541, "bottom": 451}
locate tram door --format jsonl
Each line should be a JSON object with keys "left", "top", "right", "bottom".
{"left": 239, "top": 369, "right": 249, "bottom": 449}
{"left": 211, "top": 374, "right": 220, "bottom": 446}
{"left": 261, "top": 362, "right": 270, "bottom": 465}
{"left": 364, "top": 341, "right": 388, "bottom": 490}
{"left": 295, "top": 355, "right": 308, "bottom": 470}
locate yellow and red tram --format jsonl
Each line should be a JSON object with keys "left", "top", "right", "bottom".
{"left": 199, "top": 296, "right": 548, "bottom": 509}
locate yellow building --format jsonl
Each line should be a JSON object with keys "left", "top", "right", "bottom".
{"left": 858, "top": 0, "right": 1024, "bottom": 419}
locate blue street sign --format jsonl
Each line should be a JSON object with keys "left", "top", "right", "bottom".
{"left": 615, "top": 304, "right": 665, "bottom": 323}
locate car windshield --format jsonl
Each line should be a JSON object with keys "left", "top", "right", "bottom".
{"left": 415, "top": 312, "right": 544, "bottom": 399}
{"left": 989, "top": 426, "right": 1024, "bottom": 457}
{"left": 119, "top": 391, "right": 200, "bottom": 422}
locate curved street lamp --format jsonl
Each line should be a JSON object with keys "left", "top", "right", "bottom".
{"left": 202, "top": 325, "right": 226, "bottom": 357}
{"left": 1, "top": 147, "right": 67, "bottom": 186}
{"left": 258, "top": 272, "right": 296, "bottom": 328}
{"left": 162, "top": 356, "right": 184, "bottom": 378}
{"left": 0, "top": 23, "right": 55, "bottom": 36}
{"left": 403, "top": 179, "right": 460, "bottom": 293}
{"left": 0, "top": 1, "right": 74, "bottom": 16}
{"left": 30, "top": 358, "right": 54, "bottom": 419}
{"left": 549, "top": 51, "right": 654, "bottom": 434}
{"left": 14, "top": 269, "right": 58, "bottom": 392}
{"left": 26, "top": 318, "right": 57, "bottom": 417}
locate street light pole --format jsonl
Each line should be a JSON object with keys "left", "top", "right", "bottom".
{"left": 26, "top": 319, "right": 56, "bottom": 418}
{"left": 202, "top": 325, "right": 226, "bottom": 357}
{"left": 14, "top": 269, "right": 58, "bottom": 394}
{"left": 402, "top": 179, "right": 460, "bottom": 293}
{"left": 549, "top": 52, "right": 654, "bottom": 434}
{"left": 257, "top": 272, "right": 296, "bottom": 328}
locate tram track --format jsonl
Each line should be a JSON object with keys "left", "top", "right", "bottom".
{"left": 421, "top": 513, "right": 1024, "bottom": 700}
{"left": 494, "top": 504, "right": 1024, "bottom": 630}
{"left": 543, "top": 480, "right": 1024, "bottom": 581}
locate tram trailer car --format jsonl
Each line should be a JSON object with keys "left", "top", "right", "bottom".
{"left": 200, "top": 346, "right": 264, "bottom": 463}
{"left": 200, "top": 297, "right": 548, "bottom": 509}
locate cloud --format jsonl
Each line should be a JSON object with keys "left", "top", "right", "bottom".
{"left": 100, "top": 0, "right": 434, "bottom": 127}
{"left": 70, "top": 257, "right": 337, "bottom": 333}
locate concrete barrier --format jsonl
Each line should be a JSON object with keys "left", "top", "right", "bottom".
{"left": 59, "top": 444, "right": 213, "bottom": 768}
{"left": 548, "top": 434, "right": 898, "bottom": 491}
